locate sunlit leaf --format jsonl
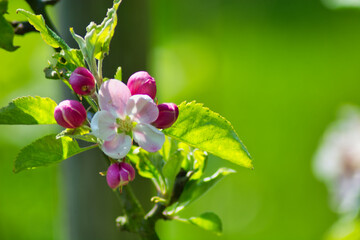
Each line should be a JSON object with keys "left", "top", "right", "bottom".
{"left": 70, "top": 0, "right": 122, "bottom": 65}
{"left": 165, "top": 168, "right": 235, "bottom": 215}
{"left": 56, "top": 126, "right": 97, "bottom": 143}
{"left": 175, "top": 212, "right": 222, "bottom": 235}
{"left": 17, "top": 9, "right": 68, "bottom": 49}
{"left": 325, "top": 217, "right": 360, "bottom": 240}
{"left": 127, "top": 148, "right": 166, "bottom": 193}
{"left": 163, "top": 101, "right": 253, "bottom": 169}
{"left": 189, "top": 149, "right": 208, "bottom": 180}
{"left": 86, "top": 0, "right": 122, "bottom": 59}
{"left": 0, "top": 96, "right": 57, "bottom": 125}
{"left": 114, "top": 66, "right": 122, "bottom": 81}
{"left": 17, "top": 9, "right": 84, "bottom": 67}
{"left": 14, "top": 134, "right": 97, "bottom": 173}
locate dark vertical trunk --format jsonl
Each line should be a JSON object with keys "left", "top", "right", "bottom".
{"left": 58, "top": 0, "right": 151, "bottom": 239}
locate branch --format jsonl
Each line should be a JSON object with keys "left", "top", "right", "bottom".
{"left": 115, "top": 186, "right": 160, "bottom": 240}
{"left": 11, "top": 21, "right": 36, "bottom": 35}
{"left": 144, "top": 168, "right": 191, "bottom": 229}
{"left": 168, "top": 169, "right": 189, "bottom": 205}
{"left": 41, "top": 0, "right": 60, "bottom": 6}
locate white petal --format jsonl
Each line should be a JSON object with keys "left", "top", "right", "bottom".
{"left": 126, "top": 95, "right": 159, "bottom": 124}
{"left": 133, "top": 123, "right": 165, "bottom": 152}
{"left": 91, "top": 111, "right": 117, "bottom": 141}
{"left": 99, "top": 79, "right": 131, "bottom": 119}
{"left": 101, "top": 134, "right": 132, "bottom": 159}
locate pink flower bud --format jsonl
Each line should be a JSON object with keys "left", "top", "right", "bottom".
{"left": 69, "top": 67, "right": 95, "bottom": 95}
{"left": 127, "top": 71, "right": 156, "bottom": 99}
{"left": 106, "top": 162, "right": 135, "bottom": 189}
{"left": 54, "top": 100, "right": 87, "bottom": 128}
{"left": 152, "top": 103, "right": 179, "bottom": 129}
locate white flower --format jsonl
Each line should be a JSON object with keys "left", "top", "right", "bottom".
{"left": 314, "top": 106, "right": 360, "bottom": 213}
{"left": 91, "top": 79, "right": 165, "bottom": 159}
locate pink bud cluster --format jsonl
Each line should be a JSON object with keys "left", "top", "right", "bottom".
{"left": 54, "top": 67, "right": 95, "bottom": 128}
{"left": 127, "top": 71, "right": 179, "bottom": 129}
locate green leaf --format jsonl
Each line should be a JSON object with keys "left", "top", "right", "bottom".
{"left": 70, "top": 27, "right": 94, "bottom": 68}
{"left": 17, "top": 9, "right": 84, "bottom": 67}
{"left": 114, "top": 66, "right": 122, "bottom": 81}
{"left": 174, "top": 141, "right": 208, "bottom": 180}
{"left": 17, "top": 9, "right": 68, "bottom": 49}
{"left": 163, "top": 101, "right": 253, "bottom": 169}
{"left": 189, "top": 149, "right": 208, "bottom": 180}
{"left": 0, "top": 96, "right": 57, "bottom": 125}
{"left": 325, "top": 217, "right": 360, "bottom": 240}
{"left": 14, "top": 134, "right": 97, "bottom": 173}
{"left": 0, "top": 0, "right": 8, "bottom": 14}
{"left": 162, "top": 150, "right": 184, "bottom": 193}
{"left": 0, "top": 0, "right": 18, "bottom": 51}
{"left": 70, "top": 0, "right": 122, "bottom": 66}
{"left": 127, "top": 148, "right": 166, "bottom": 194}
{"left": 56, "top": 127, "right": 97, "bottom": 143}
{"left": 175, "top": 212, "right": 222, "bottom": 235}
{"left": 86, "top": 0, "right": 122, "bottom": 59}
{"left": 165, "top": 168, "right": 235, "bottom": 215}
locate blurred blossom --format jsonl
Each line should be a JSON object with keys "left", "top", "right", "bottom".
{"left": 314, "top": 106, "right": 360, "bottom": 214}
{"left": 322, "top": 0, "right": 360, "bottom": 9}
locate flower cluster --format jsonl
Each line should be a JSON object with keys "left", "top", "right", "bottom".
{"left": 54, "top": 69, "right": 179, "bottom": 190}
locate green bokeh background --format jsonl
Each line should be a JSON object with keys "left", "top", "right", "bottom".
{"left": 1, "top": 0, "right": 359, "bottom": 239}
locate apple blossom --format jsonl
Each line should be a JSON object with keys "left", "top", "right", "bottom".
{"left": 91, "top": 79, "right": 165, "bottom": 159}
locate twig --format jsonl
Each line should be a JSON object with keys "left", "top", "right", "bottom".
{"left": 11, "top": 21, "right": 36, "bottom": 35}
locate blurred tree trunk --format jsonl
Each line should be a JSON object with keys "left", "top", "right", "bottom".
{"left": 58, "top": 0, "right": 151, "bottom": 239}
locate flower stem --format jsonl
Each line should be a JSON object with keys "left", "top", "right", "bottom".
{"left": 114, "top": 185, "right": 161, "bottom": 240}
{"left": 97, "top": 58, "right": 104, "bottom": 85}
{"left": 103, "top": 153, "right": 161, "bottom": 239}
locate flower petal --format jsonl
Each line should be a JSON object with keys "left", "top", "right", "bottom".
{"left": 106, "top": 163, "right": 121, "bottom": 189}
{"left": 101, "top": 133, "right": 132, "bottom": 159}
{"left": 91, "top": 111, "right": 117, "bottom": 141}
{"left": 126, "top": 95, "right": 159, "bottom": 124}
{"left": 99, "top": 79, "right": 131, "bottom": 119}
{"left": 133, "top": 123, "right": 165, "bottom": 152}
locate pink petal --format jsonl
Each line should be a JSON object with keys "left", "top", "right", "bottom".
{"left": 101, "top": 133, "right": 132, "bottom": 159}
{"left": 119, "top": 162, "right": 136, "bottom": 181}
{"left": 99, "top": 79, "right": 131, "bottom": 119}
{"left": 91, "top": 111, "right": 117, "bottom": 141}
{"left": 106, "top": 163, "right": 121, "bottom": 189}
{"left": 133, "top": 123, "right": 165, "bottom": 152}
{"left": 125, "top": 95, "right": 159, "bottom": 124}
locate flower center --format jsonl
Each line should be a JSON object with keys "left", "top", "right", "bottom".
{"left": 116, "top": 116, "right": 133, "bottom": 133}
